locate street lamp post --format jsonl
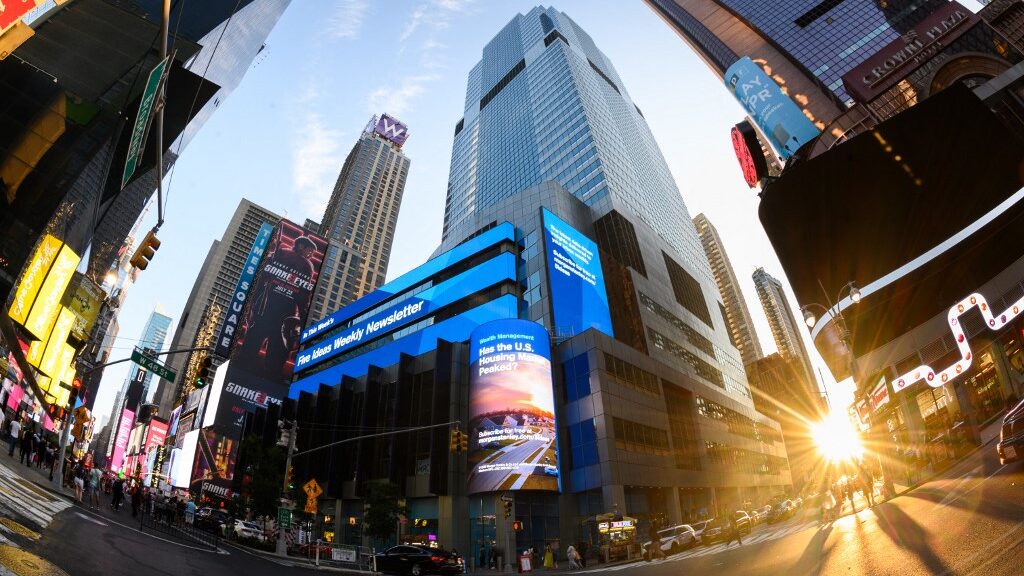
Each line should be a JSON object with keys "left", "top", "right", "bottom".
{"left": 800, "top": 282, "right": 895, "bottom": 498}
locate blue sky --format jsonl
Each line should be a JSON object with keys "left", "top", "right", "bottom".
{"left": 93, "top": 0, "right": 857, "bottom": 427}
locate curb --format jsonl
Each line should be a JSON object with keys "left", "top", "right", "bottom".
{"left": 235, "top": 545, "right": 374, "bottom": 574}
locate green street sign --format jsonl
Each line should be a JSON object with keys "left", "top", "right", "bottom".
{"left": 121, "top": 56, "right": 168, "bottom": 189}
{"left": 277, "top": 507, "right": 292, "bottom": 530}
{"left": 130, "top": 348, "right": 176, "bottom": 381}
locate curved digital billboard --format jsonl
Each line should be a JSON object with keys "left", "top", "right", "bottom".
{"left": 468, "top": 319, "right": 558, "bottom": 494}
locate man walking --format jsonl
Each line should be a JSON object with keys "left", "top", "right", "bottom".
{"left": 725, "top": 515, "right": 744, "bottom": 547}
{"left": 88, "top": 465, "right": 102, "bottom": 510}
{"left": 7, "top": 419, "right": 21, "bottom": 457}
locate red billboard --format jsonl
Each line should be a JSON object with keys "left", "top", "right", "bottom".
{"left": 231, "top": 220, "right": 327, "bottom": 384}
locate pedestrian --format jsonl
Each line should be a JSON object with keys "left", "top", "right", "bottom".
{"left": 33, "top": 432, "right": 43, "bottom": 468}
{"left": 131, "top": 482, "right": 142, "bottom": 518}
{"left": 7, "top": 419, "right": 21, "bottom": 457}
{"left": 19, "top": 426, "right": 32, "bottom": 464}
{"left": 646, "top": 521, "right": 665, "bottom": 560}
{"left": 544, "top": 544, "right": 554, "bottom": 570}
{"left": 185, "top": 498, "right": 196, "bottom": 525}
{"left": 577, "top": 541, "right": 587, "bottom": 568}
{"left": 488, "top": 546, "right": 497, "bottom": 570}
{"left": 72, "top": 461, "right": 85, "bottom": 503}
{"left": 88, "top": 465, "right": 102, "bottom": 510}
{"left": 566, "top": 545, "right": 581, "bottom": 570}
{"left": 111, "top": 475, "right": 125, "bottom": 511}
{"left": 725, "top": 515, "right": 743, "bottom": 546}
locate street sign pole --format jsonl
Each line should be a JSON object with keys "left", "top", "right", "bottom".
{"left": 277, "top": 420, "right": 297, "bottom": 557}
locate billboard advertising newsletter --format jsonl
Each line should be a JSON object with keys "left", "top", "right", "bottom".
{"left": 724, "top": 56, "right": 821, "bottom": 160}
{"left": 467, "top": 319, "right": 559, "bottom": 494}
{"left": 541, "top": 209, "right": 614, "bottom": 339}
{"left": 232, "top": 220, "right": 327, "bottom": 383}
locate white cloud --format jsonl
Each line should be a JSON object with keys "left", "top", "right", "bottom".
{"left": 328, "top": 0, "right": 370, "bottom": 39}
{"left": 367, "top": 74, "right": 440, "bottom": 118}
{"left": 291, "top": 113, "right": 345, "bottom": 215}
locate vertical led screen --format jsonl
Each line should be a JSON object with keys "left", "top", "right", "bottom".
{"left": 541, "top": 209, "right": 614, "bottom": 339}
{"left": 231, "top": 220, "right": 327, "bottom": 384}
{"left": 468, "top": 319, "right": 559, "bottom": 494}
{"left": 190, "top": 429, "right": 238, "bottom": 499}
{"left": 111, "top": 408, "right": 135, "bottom": 473}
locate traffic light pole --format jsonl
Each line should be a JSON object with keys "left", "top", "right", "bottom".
{"left": 276, "top": 420, "right": 297, "bottom": 557}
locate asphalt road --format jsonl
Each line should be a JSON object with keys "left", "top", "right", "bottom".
{"left": 468, "top": 436, "right": 552, "bottom": 492}
{"left": 592, "top": 443, "right": 1024, "bottom": 576}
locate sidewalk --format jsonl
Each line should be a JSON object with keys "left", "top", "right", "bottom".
{"left": 890, "top": 412, "right": 1004, "bottom": 495}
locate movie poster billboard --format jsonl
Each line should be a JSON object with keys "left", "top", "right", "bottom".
{"left": 541, "top": 209, "right": 614, "bottom": 338}
{"left": 190, "top": 429, "right": 238, "bottom": 500}
{"left": 231, "top": 220, "right": 327, "bottom": 384}
{"left": 215, "top": 222, "right": 275, "bottom": 358}
{"left": 467, "top": 319, "right": 559, "bottom": 494}
{"left": 111, "top": 408, "right": 135, "bottom": 472}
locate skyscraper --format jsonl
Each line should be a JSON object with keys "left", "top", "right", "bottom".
{"left": 694, "top": 213, "right": 764, "bottom": 366}
{"left": 443, "top": 7, "right": 708, "bottom": 278}
{"left": 753, "top": 267, "right": 818, "bottom": 397}
{"left": 152, "top": 199, "right": 280, "bottom": 415}
{"left": 644, "top": 0, "right": 945, "bottom": 117}
{"left": 307, "top": 115, "right": 410, "bottom": 324}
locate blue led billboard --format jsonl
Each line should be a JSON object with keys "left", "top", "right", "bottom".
{"left": 724, "top": 57, "right": 821, "bottom": 160}
{"left": 295, "top": 251, "right": 517, "bottom": 372}
{"left": 468, "top": 319, "right": 558, "bottom": 494}
{"left": 541, "top": 208, "right": 614, "bottom": 338}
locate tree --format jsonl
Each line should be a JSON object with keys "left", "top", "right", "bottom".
{"left": 237, "top": 434, "right": 286, "bottom": 519}
{"left": 362, "top": 481, "right": 408, "bottom": 547}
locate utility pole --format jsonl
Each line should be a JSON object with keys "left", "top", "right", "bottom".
{"left": 154, "top": 0, "right": 169, "bottom": 229}
{"left": 276, "top": 420, "right": 297, "bottom": 557}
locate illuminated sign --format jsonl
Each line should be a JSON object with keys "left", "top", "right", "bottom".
{"left": 870, "top": 377, "right": 890, "bottom": 410}
{"left": 725, "top": 56, "right": 821, "bottom": 159}
{"left": 65, "top": 273, "right": 104, "bottom": 343}
{"left": 9, "top": 235, "right": 62, "bottom": 324}
{"left": 145, "top": 420, "right": 169, "bottom": 455}
{"left": 467, "top": 319, "right": 558, "bottom": 494}
{"left": 842, "top": 2, "right": 978, "bottom": 103}
{"left": 541, "top": 209, "right": 614, "bottom": 338}
{"left": 37, "top": 307, "right": 75, "bottom": 377}
{"left": 111, "top": 408, "right": 136, "bottom": 472}
{"left": 373, "top": 113, "right": 409, "bottom": 147}
{"left": 731, "top": 120, "right": 769, "bottom": 188}
{"left": 216, "top": 222, "right": 274, "bottom": 357}
{"left": 24, "top": 243, "right": 80, "bottom": 340}
{"left": 893, "top": 291, "right": 1023, "bottom": 393}
{"left": 0, "top": 0, "right": 40, "bottom": 35}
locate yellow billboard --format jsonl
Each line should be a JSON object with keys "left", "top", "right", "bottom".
{"left": 9, "top": 234, "right": 62, "bottom": 324}
{"left": 65, "top": 273, "right": 104, "bottom": 343}
{"left": 38, "top": 307, "right": 75, "bottom": 379}
{"left": 23, "top": 243, "right": 80, "bottom": 340}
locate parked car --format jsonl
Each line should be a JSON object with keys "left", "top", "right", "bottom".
{"left": 690, "top": 519, "right": 711, "bottom": 542}
{"left": 232, "top": 520, "right": 265, "bottom": 542}
{"left": 701, "top": 513, "right": 751, "bottom": 545}
{"left": 641, "top": 524, "right": 698, "bottom": 559}
{"left": 767, "top": 500, "right": 796, "bottom": 524}
{"left": 195, "top": 508, "right": 230, "bottom": 534}
{"left": 997, "top": 397, "right": 1024, "bottom": 465}
{"left": 374, "top": 545, "right": 462, "bottom": 576}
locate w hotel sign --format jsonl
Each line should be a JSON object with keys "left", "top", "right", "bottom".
{"left": 374, "top": 113, "right": 409, "bottom": 147}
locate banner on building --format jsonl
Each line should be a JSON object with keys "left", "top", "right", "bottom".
{"left": 190, "top": 429, "right": 238, "bottom": 500}
{"left": 467, "top": 319, "right": 559, "bottom": 494}
{"left": 111, "top": 408, "right": 136, "bottom": 473}
{"left": 724, "top": 56, "right": 821, "bottom": 159}
{"left": 215, "top": 222, "right": 275, "bottom": 358}
{"left": 231, "top": 220, "right": 327, "bottom": 384}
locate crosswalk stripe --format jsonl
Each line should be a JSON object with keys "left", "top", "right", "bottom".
{"left": 0, "top": 461, "right": 71, "bottom": 529}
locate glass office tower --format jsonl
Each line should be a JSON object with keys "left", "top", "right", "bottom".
{"left": 444, "top": 6, "right": 709, "bottom": 281}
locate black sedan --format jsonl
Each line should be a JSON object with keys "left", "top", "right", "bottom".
{"left": 997, "top": 398, "right": 1024, "bottom": 465}
{"left": 374, "top": 545, "right": 463, "bottom": 576}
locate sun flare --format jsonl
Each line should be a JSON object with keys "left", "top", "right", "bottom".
{"left": 812, "top": 413, "right": 864, "bottom": 463}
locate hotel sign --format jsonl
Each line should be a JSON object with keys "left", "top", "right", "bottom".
{"left": 842, "top": 2, "right": 979, "bottom": 103}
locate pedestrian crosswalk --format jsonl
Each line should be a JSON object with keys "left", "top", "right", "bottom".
{"left": 0, "top": 460, "right": 71, "bottom": 531}
{"left": 578, "top": 520, "right": 820, "bottom": 573}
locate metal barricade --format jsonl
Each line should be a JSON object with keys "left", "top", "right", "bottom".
{"left": 139, "top": 506, "right": 220, "bottom": 550}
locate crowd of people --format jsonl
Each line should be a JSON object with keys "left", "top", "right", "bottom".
{"left": 3, "top": 415, "right": 60, "bottom": 473}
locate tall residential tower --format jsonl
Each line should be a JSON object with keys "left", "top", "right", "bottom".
{"left": 694, "top": 213, "right": 764, "bottom": 366}
{"left": 753, "top": 267, "right": 818, "bottom": 398}
{"left": 307, "top": 115, "right": 410, "bottom": 323}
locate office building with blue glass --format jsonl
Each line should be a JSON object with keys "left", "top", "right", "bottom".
{"left": 289, "top": 7, "right": 789, "bottom": 560}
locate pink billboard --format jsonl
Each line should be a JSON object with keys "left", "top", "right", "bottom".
{"left": 111, "top": 408, "right": 135, "bottom": 472}
{"left": 5, "top": 385, "right": 23, "bottom": 412}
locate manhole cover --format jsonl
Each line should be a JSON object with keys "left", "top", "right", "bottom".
{"left": 0, "top": 520, "right": 38, "bottom": 541}
{"left": 0, "top": 545, "right": 68, "bottom": 576}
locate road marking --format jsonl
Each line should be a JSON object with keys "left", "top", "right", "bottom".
{"left": 73, "top": 512, "right": 107, "bottom": 526}
{"left": 0, "top": 461, "right": 71, "bottom": 530}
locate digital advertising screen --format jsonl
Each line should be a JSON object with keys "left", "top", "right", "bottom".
{"left": 216, "top": 222, "right": 275, "bottom": 358}
{"left": 190, "top": 429, "right": 237, "bottom": 500}
{"left": 541, "top": 209, "right": 614, "bottom": 339}
{"left": 110, "top": 408, "right": 135, "bottom": 473}
{"left": 232, "top": 219, "right": 327, "bottom": 384}
{"left": 467, "top": 319, "right": 559, "bottom": 494}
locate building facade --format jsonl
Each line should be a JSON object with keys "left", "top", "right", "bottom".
{"left": 752, "top": 268, "right": 818, "bottom": 399}
{"left": 308, "top": 116, "right": 410, "bottom": 324}
{"left": 694, "top": 214, "right": 764, "bottom": 366}
{"left": 152, "top": 199, "right": 280, "bottom": 415}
